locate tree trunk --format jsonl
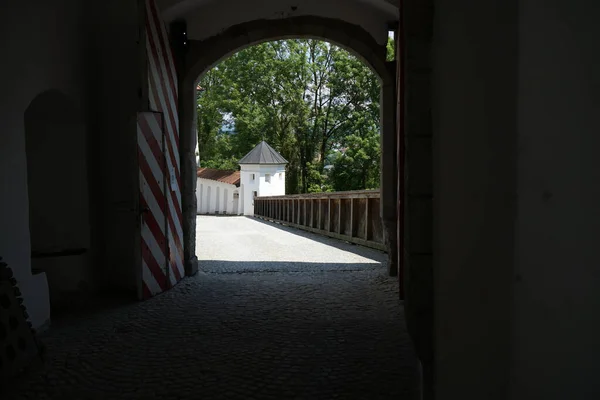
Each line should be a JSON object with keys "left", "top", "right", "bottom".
{"left": 299, "top": 147, "right": 307, "bottom": 193}
{"left": 319, "top": 138, "right": 327, "bottom": 171}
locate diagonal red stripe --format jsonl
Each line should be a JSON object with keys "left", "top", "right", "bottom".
{"left": 166, "top": 212, "right": 184, "bottom": 277}
{"left": 145, "top": 13, "right": 180, "bottom": 146}
{"left": 141, "top": 235, "right": 167, "bottom": 292}
{"left": 148, "top": 0, "right": 177, "bottom": 90}
{"left": 169, "top": 188, "right": 183, "bottom": 250}
{"left": 142, "top": 280, "right": 153, "bottom": 299}
{"left": 148, "top": 0, "right": 179, "bottom": 121}
{"left": 166, "top": 176, "right": 183, "bottom": 223}
{"left": 138, "top": 115, "right": 165, "bottom": 171}
{"left": 170, "top": 253, "right": 182, "bottom": 281}
{"left": 145, "top": 29, "right": 181, "bottom": 184}
{"left": 147, "top": 61, "right": 182, "bottom": 183}
{"left": 139, "top": 148, "right": 167, "bottom": 217}
{"left": 140, "top": 196, "right": 167, "bottom": 250}
{"left": 167, "top": 216, "right": 184, "bottom": 258}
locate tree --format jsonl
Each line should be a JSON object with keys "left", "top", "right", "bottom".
{"left": 196, "top": 39, "right": 382, "bottom": 193}
{"left": 329, "top": 128, "right": 381, "bottom": 191}
{"left": 386, "top": 36, "right": 395, "bottom": 62}
{"left": 196, "top": 68, "right": 226, "bottom": 166}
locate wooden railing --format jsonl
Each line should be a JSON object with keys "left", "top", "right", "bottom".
{"left": 253, "top": 190, "right": 386, "bottom": 251}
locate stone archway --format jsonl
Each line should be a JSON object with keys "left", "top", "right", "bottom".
{"left": 178, "top": 16, "right": 397, "bottom": 276}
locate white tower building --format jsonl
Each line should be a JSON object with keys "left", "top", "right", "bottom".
{"left": 238, "top": 141, "right": 287, "bottom": 216}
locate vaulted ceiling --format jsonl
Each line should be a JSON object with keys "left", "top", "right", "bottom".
{"left": 156, "top": 0, "right": 399, "bottom": 45}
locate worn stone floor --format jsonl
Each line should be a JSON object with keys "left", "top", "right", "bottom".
{"left": 6, "top": 216, "right": 418, "bottom": 399}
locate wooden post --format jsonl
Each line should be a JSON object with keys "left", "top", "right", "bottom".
{"left": 327, "top": 198, "right": 331, "bottom": 232}
{"left": 365, "top": 197, "right": 371, "bottom": 240}
{"left": 336, "top": 199, "right": 342, "bottom": 234}
{"left": 350, "top": 199, "right": 354, "bottom": 238}
{"left": 318, "top": 198, "right": 322, "bottom": 230}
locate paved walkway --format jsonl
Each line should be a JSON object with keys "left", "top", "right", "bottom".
{"left": 7, "top": 216, "right": 418, "bottom": 399}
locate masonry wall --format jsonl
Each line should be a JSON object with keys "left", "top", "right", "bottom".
{"left": 240, "top": 166, "right": 261, "bottom": 216}
{"left": 0, "top": 0, "right": 90, "bottom": 328}
{"left": 169, "top": 0, "right": 392, "bottom": 45}
{"left": 510, "top": 1, "right": 600, "bottom": 397}
{"left": 433, "top": 0, "right": 517, "bottom": 397}
{"left": 85, "top": 0, "right": 145, "bottom": 295}
{"left": 196, "top": 179, "right": 238, "bottom": 214}
{"left": 0, "top": 0, "right": 145, "bottom": 327}
{"left": 240, "top": 164, "right": 286, "bottom": 215}
{"left": 257, "top": 167, "right": 286, "bottom": 197}
{"left": 25, "top": 91, "right": 92, "bottom": 312}
{"left": 432, "top": 0, "right": 600, "bottom": 399}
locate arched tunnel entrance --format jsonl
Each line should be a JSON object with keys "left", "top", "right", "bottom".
{"left": 178, "top": 16, "right": 398, "bottom": 279}
{"left": 184, "top": 34, "right": 415, "bottom": 396}
{"left": 5, "top": 0, "right": 600, "bottom": 398}
{"left": 7, "top": 5, "right": 422, "bottom": 399}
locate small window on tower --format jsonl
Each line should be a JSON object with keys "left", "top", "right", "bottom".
{"left": 251, "top": 173, "right": 255, "bottom": 181}
{"left": 265, "top": 174, "right": 271, "bottom": 183}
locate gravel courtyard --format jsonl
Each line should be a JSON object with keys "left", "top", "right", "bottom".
{"left": 6, "top": 216, "right": 418, "bottom": 399}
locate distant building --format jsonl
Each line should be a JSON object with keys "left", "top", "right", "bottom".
{"left": 196, "top": 168, "right": 241, "bottom": 214}
{"left": 196, "top": 141, "right": 287, "bottom": 216}
{"left": 239, "top": 141, "right": 288, "bottom": 215}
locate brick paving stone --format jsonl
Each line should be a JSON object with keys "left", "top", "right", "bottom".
{"left": 4, "top": 216, "right": 419, "bottom": 400}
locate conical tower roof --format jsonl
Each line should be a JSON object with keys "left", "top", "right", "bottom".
{"left": 238, "top": 141, "right": 288, "bottom": 165}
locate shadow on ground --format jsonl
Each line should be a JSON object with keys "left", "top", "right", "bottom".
{"left": 199, "top": 260, "right": 385, "bottom": 274}
{"left": 7, "top": 258, "right": 418, "bottom": 400}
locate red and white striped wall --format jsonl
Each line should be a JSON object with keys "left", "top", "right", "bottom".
{"left": 138, "top": 112, "right": 169, "bottom": 298}
{"left": 139, "top": 0, "right": 184, "bottom": 299}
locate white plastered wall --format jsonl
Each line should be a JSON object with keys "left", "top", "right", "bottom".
{"left": 239, "top": 164, "right": 286, "bottom": 215}
{"left": 196, "top": 178, "right": 238, "bottom": 214}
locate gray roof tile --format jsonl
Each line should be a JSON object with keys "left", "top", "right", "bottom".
{"left": 238, "top": 141, "right": 288, "bottom": 165}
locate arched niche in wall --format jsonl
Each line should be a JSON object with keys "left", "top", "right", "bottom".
{"left": 24, "top": 89, "right": 92, "bottom": 309}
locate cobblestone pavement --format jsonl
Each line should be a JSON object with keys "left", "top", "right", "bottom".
{"left": 6, "top": 216, "right": 418, "bottom": 399}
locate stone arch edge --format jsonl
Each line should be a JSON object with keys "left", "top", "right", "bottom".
{"left": 178, "top": 16, "right": 396, "bottom": 276}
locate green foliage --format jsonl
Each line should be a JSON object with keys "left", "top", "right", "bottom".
{"left": 329, "top": 129, "right": 381, "bottom": 191}
{"left": 386, "top": 37, "right": 395, "bottom": 62}
{"left": 196, "top": 39, "right": 382, "bottom": 193}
